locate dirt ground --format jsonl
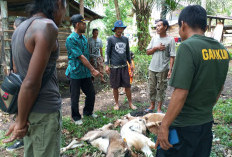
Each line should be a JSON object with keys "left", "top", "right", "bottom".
{"left": 0, "top": 61, "right": 232, "bottom": 157}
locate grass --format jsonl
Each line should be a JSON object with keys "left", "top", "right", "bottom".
{"left": 60, "top": 99, "right": 232, "bottom": 157}
{"left": 61, "top": 108, "right": 136, "bottom": 156}
{"left": 211, "top": 98, "right": 232, "bottom": 157}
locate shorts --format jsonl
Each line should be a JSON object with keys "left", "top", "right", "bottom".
{"left": 149, "top": 70, "right": 168, "bottom": 102}
{"left": 24, "top": 110, "right": 62, "bottom": 157}
{"left": 90, "top": 56, "right": 104, "bottom": 74}
{"left": 110, "top": 66, "right": 131, "bottom": 89}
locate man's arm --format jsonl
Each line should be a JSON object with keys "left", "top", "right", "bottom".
{"left": 105, "top": 38, "right": 111, "bottom": 74}
{"left": 100, "top": 39, "right": 103, "bottom": 59}
{"left": 146, "top": 43, "right": 166, "bottom": 55}
{"left": 214, "top": 86, "right": 224, "bottom": 106}
{"left": 168, "top": 56, "right": 175, "bottom": 79}
{"left": 100, "top": 48, "right": 103, "bottom": 58}
{"left": 4, "top": 20, "right": 58, "bottom": 143}
{"left": 78, "top": 55, "right": 101, "bottom": 77}
{"left": 155, "top": 88, "right": 189, "bottom": 150}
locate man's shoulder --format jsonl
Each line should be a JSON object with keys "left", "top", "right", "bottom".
{"left": 122, "top": 36, "right": 128, "bottom": 40}
{"left": 107, "top": 35, "right": 114, "bottom": 39}
{"left": 33, "top": 18, "right": 58, "bottom": 33}
{"left": 67, "top": 32, "right": 75, "bottom": 40}
{"left": 97, "top": 37, "right": 102, "bottom": 42}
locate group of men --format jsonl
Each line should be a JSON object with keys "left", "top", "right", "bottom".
{"left": 2, "top": 0, "right": 230, "bottom": 157}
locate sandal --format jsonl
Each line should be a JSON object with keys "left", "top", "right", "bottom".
{"left": 144, "top": 108, "right": 154, "bottom": 113}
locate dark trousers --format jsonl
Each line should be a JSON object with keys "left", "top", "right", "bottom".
{"left": 70, "top": 78, "right": 95, "bottom": 121}
{"left": 156, "top": 121, "right": 213, "bottom": 157}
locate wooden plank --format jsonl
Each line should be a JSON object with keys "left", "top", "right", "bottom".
{"left": 212, "top": 23, "right": 224, "bottom": 42}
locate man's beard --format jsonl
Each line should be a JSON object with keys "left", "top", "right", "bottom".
{"left": 80, "top": 29, "right": 86, "bottom": 33}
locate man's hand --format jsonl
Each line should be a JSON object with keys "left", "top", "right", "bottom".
{"left": 155, "top": 125, "right": 173, "bottom": 150}
{"left": 105, "top": 65, "right": 110, "bottom": 74}
{"left": 157, "top": 43, "right": 166, "bottom": 51}
{"left": 91, "top": 69, "right": 102, "bottom": 78}
{"left": 167, "top": 69, "right": 172, "bottom": 79}
{"left": 3, "top": 121, "right": 29, "bottom": 143}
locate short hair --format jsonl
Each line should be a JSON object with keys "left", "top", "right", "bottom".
{"left": 92, "top": 29, "right": 98, "bottom": 34}
{"left": 14, "top": 17, "right": 27, "bottom": 27}
{"left": 178, "top": 5, "right": 207, "bottom": 31}
{"left": 28, "top": 0, "right": 66, "bottom": 21}
{"left": 158, "top": 19, "right": 169, "bottom": 30}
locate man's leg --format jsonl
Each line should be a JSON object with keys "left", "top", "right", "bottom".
{"left": 125, "top": 87, "right": 137, "bottom": 110}
{"left": 146, "top": 70, "right": 157, "bottom": 111}
{"left": 113, "top": 88, "right": 120, "bottom": 110}
{"left": 155, "top": 70, "right": 168, "bottom": 112}
{"left": 70, "top": 79, "right": 81, "bottom": 121}
{"left": 110, "top": 68, "right": 121, "bottom": 110}
{"left": 24, "top": 111, "right": 61, "bottom": 157}
{"left": 81, "top": 77, "right": 95, "bottom": 116}
{"left": 193, "top": 122, "right": 213, "bottom": 157}
{"left": 121, "top": 66, "right": 136, "bottom": 110}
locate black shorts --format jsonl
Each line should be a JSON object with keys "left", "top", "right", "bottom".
{"left": 110, "top": 66, "right": 131, "bottom": 89}
{"left": 156, "top": 121, "right": 213, "bottom": 157}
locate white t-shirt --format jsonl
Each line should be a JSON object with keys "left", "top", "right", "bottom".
{"left": 146, "top": 36, "right": 176, "bottom": 72}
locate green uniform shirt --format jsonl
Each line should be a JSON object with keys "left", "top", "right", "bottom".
{"left": 170, "top": 35, "right": 230, "bottom": 127}
{"left": 65, "top": 32, "right": 91, "bottom": 79}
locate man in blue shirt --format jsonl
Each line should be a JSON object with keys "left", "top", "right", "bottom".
{"left": 65, "top": 14, "right": 102, "bottom": 125}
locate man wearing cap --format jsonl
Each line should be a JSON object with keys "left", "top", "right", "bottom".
{"left": 65, "top": 14, "right": 102, "bottom": 125}
{"left": 105, "top": 20, "right": 137, "bottom": 110}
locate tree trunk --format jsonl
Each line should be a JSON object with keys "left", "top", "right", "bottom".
{"left": 114, "top": 0, "right": 121, "bottom": 20}
{"left": 201, "top": 0, "right": 207, "bottom": 9}
{"left": 135, "top": 12, "right": 151, "bottom": 54}
{"left": 0, "top": 0, "right": 10, "bottom": 77}
{"left": 160, "top": 1, "right": 167, "bottom": 19}
{"left": 80, "top": 0, "right": 84, "bottom": 17}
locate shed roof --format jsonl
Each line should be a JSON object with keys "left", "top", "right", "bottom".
{"left": 6, "top": 0, "right": 103, "bottom": 20}
{"left": 207, "top": 15, "right": 232, "bottom": 21}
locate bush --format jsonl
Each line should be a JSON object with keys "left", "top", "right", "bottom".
{"left": 133, "top": 54, "right": 152, "bottom": 81}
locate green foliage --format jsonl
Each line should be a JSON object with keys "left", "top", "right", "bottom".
{"left": 213, "top": 99, "right": 232, "bottom": 124}
{"left": 102, "top": 0, "right": 133, "bottom": 36}
{"left": 212, "top": 99, "right": 232, "bottom": 152}
{"left": 134, "top": 54, "right": 152, "bottom": 81}
{"left": 185, "top": 0, "right": 232, "bottom": 16}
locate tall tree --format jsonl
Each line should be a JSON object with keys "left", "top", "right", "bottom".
{"left": 201, "top": 0, "right": 206, "bottom": 9}
{"left": 103, "top": 0, "right": 133, "bottom": 36}
{"left": 114, "top": 0, "right": 121, "bottom": 20}
{"left": 131, "top": 0, "right": 156, "bottom": 53}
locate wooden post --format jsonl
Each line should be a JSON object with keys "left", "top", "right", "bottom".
{"left": 65, "top": 2, "right": 70, "bottom": 25}
{"left": 86, "top": 21, "right": 91, "bottom": 39}
{"left": 80, "top": 0, "right": 84, "bottom": 17}
{"left": 208, "top": 18, "right": 212, "bottom": 32}
{"left": 0, "top": 0, "right": 10, "bottom": 77}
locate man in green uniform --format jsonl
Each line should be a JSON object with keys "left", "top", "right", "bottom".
{"left": 155, "top": 5, "right": 230, "bottom": 157}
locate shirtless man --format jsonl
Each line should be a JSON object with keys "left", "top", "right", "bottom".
{"left": 3, "top": 0, "right": 66, "bottom": 156}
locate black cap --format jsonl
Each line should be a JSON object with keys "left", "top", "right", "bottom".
{"left": 70, "top": 14, "right": 89, "bottom": 24}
